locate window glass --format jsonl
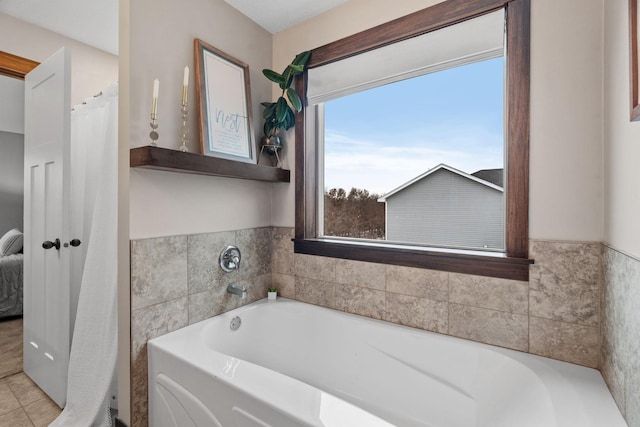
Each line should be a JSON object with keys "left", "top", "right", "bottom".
{"left": 320, "top": 57, "right": 505, "bottom": 251}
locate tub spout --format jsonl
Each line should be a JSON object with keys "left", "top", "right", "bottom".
{"left": 227, "top": 283, "right": 247, "bottom": 299}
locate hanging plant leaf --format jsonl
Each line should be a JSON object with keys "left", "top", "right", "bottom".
{"left": 260, "top": 50, "right": 311, "bottom": 139}
{"left": 285, "top": 107, "right": 295, "bottom": 130}
{"left": 287, "top": 64, "right": 304, "bottom": 73}
{"left": 286, "top": 88, "right": 302, "bottom": 112}
{"left": 262, "top": 102, "right": 276, "bottom": 119}
{"left": 282, "top": 67, "right": 294, "bottom": 90}
{"left": 262, "top": 69, "right": 285, "bottom": 84}
{"left": 275, "top": 97, "right": 288, "bottom": 123}
{"left": 292, "top": 51, "right": 311, "bottom": 67}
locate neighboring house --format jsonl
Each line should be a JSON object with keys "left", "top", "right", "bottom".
{"left": 377, "top": 164, "right": 504, "bottom": 250}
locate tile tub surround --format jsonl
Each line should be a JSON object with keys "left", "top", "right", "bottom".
{"left": 274, "top": 234, "right": 603, "bottom": 368}
{"left": 129, "top": 228, "right": 608, "bottom": 426}
{"left": 129, "top": 227, "right": 272, "bottom": 427}
{"left": 601, "top": 245, "right": 640, "bottom": 427}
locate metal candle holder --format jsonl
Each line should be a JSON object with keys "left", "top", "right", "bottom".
{"left": 179, "top": 104, "right": 189, "bottom": 152}
{"left": 149, "top": 115, "right": 159, "bottom": 146}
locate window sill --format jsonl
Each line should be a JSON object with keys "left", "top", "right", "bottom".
{"left": 293, "top": 238, "right": 533, "bottom": 281}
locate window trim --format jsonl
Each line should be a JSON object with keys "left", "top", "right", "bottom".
{"left": 294, "top": 0, "right": 532, "bottom": 281}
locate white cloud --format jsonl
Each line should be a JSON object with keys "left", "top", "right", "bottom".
{"left": 323, "top": 129, "right": 503, "bottom": 194}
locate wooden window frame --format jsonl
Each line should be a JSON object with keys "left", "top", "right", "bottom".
{"left": 294, "top": 0, "right": 532, "bottom": 281}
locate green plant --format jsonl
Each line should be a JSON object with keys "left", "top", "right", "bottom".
{"left": 261, "top": 51, "right": 311, "bottom": 137}
{"left": 267, "top": 287, "right": 277, "bottom": 293}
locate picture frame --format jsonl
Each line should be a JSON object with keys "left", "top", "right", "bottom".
{"left": 630, "top": 0, "right": 640, "bottom": 121}
{"left": 194, "top": 39, "right": 256, "bottom": 163}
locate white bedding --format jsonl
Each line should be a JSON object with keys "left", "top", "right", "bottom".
{"left": 0, "top": 253, "right": 23, "bottom": 318}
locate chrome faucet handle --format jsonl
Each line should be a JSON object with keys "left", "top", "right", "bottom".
{"left": 231, "top": 255, "right": 241, "bottom": 272}
{"left": 220, "top": 245, "right": 242, "bottom": 273}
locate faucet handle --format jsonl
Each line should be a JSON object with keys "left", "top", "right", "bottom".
{"left": 231, "top": 255, "right": 240, "bottom": 272}
{"left": 220, "top": 245, "right": 242, "bottom": 273}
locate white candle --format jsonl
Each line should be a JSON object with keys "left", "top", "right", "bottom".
{"left": 182, "top": 66, "right": 189, "bottom": 106}
{"left": 151, "top": 78, "right": 159, "bottom": 118}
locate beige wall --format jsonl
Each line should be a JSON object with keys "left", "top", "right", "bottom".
{"left": 123, "top": 0, "right": 274, "bottom": 423}
{"left": 128, "top": 0, "right": 274, "bottom": 240}
{"left": 271, "top": 0, "right": 605, "bottom": 244}
{"left": 0, "top": 13, "right": 118, "bottom": 106}
{"left": 603, "top": 0, "right": 640, "bottom": 258}
{"left": 601, "top": 2, "right": 640, "bottom": 425}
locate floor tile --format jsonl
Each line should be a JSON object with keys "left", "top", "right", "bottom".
{"left": 0, "top": 380, "right": 20, "bottom": 416}
{"left": 5, "top": 373, "right": 47, "bottom": 407}
{"left": 0, "top": 408, "right": 33, "bottom": 427}
{"left": 23, "top": 398, "right": 62, "bottom": 427}
{"left": 0, "top": 318, "right": 23, "bottom": 379}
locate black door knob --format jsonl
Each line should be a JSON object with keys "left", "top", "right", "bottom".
{"left": 42, "top": 238, "right": 61, "bottom": 250}
{"left": 69, "top": 239, "right": 81, "bottom": 247}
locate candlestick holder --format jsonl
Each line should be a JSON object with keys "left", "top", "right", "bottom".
{"left": 149, "top": 116, "right": 159, "bottom": 147}
{"left": 179, "top": 104, "right": 189, "bottom": 152}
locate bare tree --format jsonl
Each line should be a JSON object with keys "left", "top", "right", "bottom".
{"left": 324, "top": 187, "right": 385, "bottom": 239}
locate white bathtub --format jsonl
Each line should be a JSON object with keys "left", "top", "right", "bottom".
{"left": 148, "top": 298, "right": 626, "bottom": 427}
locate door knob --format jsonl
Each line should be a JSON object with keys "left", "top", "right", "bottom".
{"left": 69, "top": 239, "right": 81, "bottom": 247}
{"left": 42, "top": 238, "right": 61, "bottom": 250}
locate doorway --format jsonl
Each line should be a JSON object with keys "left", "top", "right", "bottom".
{"left": 0, "top": 50, "right": 64, "bottom": 426}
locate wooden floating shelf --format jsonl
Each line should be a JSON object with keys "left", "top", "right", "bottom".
{"left": 130, "top": 146, "right": 290, "bottom": 183}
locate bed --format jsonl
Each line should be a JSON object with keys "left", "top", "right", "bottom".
{"left": 0, "top": 253, "right": 23, "bottom": 318}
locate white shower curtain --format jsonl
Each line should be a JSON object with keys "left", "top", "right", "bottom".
{"left": 50, "top": 82, "right": 118, "bottom": 427}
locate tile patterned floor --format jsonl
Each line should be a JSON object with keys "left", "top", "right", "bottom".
{"left": 0, "top": 318, "right": 63, "bottom": 426}
{"left": 0, "top": 317, "right": 23, "bottom": 379}
{"left": 0, "top": 372, "right": 62, "bottom": 427}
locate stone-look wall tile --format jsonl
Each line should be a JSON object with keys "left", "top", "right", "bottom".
{"left": 188, "top": 290, "right": 216, "bottom": 325}
{"left": 449, "top": 304, "right": 528, "bottom": 351}
{"left": 529, "top": 317, "right": 599, "bottom": 368}
{"left": 384, "top": 293, "right": 448, "bottom": 334}
{"left": 601, "top": 248, "right": 629, "bottom": 414}
{"left": 131, "top": 236, "right": 187, "bottom": 310}
{"left": 131, "top": 298, "right": 188, "bottom": 427}
{"left": 131, "top": 297, "right": 189, "bottom": 364}
{"left": 335, "top": 284, "right": 385, "bottom": 320}
{"left": 130, "top": 348, "right": 148, "bottom": 427}
{"left": 449, "top": 273, "right": 528, "bottom": 315}
{"left": 295, "top": 277, "right": 336, "bottom": 309}
{"left": 627, "top": 369, "right": 640, "bottom": 427}
{"left": 602, "top": 245, "right": 640, "bottom": 427}
{"left": 243, "top": 273, "right": 273, "bottom": 303}
{"left": 600, "top": 333, "right": 626, "bottom": 416}
{"left": 335, "top": 259, "right": 385, "bottom": 290}
{"left": 236, "top": 227, "right": 271, "bottom": 280}
{"left": 272, "top": 227, "right": 294, "bottom": 275}
{"left": 295, "top": 254, "right": 336, "bottom": 282}
{"left": 529, "top": 240, "right": 600, "bottom": 327}
{"left": 625, "top": 260, "right": 640, "bottom": 427}
{"left": 272, "top": 273, "right": 295, "bottom": 299}
{"left": 187, "top": 231, "right": 235, "bottom": 294}
{"left": 189, "top": 274, "right": 272, "bottom": 325}
{"left": 386, "top": 266, "right": 448, "bottom": 301}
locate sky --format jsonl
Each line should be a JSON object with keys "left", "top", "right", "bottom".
{"left": 323, "top": 57, "right": 504, "bottom": 195}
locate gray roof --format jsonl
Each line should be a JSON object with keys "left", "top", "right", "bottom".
{"left": 471, "top": 168, "right": 503, "bottom": 188}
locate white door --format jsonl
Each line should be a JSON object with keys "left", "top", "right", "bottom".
{"left": 23, "top": 47, "right": 71, "bottom": 408}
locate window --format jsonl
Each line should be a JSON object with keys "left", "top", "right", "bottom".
{"left": 295, "top": 0, "right": 532, "bottom": 280}
{"left": 321, "top": 57, "right": 505, "bottom": 251}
